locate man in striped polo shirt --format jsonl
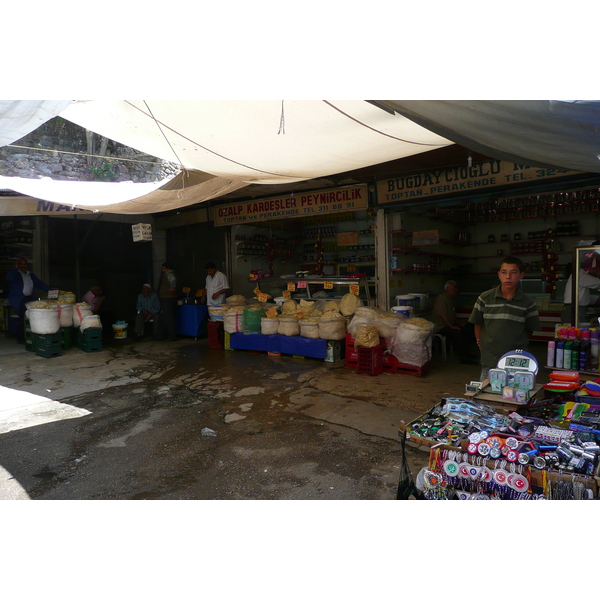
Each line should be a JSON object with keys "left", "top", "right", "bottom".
{"left": 469, "top": 256, "right": 541, "bottom": 381}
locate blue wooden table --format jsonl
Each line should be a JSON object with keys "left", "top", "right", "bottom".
{"left": 177, "top": 304, "right": 208, "bottom": 338}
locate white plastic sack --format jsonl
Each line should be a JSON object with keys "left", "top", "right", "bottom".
{"left": 80, "top": 315, "right": 102, "bottom": 331}
{"left": 58, "top": 304, "right": 73, "bottom": 327}
{"left": 278, "top": 317, "right": 300, "bottom": 336}
{"left": 300, "top": 320, "right": 319, "bottom": 339}
{"left": 224, "top": 311, "right": 243, "bottom": 334}
{"left": 27, "top": 307, "right": 60, "bottom": 334}
{"left": 390, "top": 320, "right": 434, "bottom": 367}
{"left": 73, "top": 304, "right": 93, "bottom": 327}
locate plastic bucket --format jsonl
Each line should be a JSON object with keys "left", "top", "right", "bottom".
{"left": 391, "top": 305, "right": 413, "bottom": 318}
{"left": 395, "top": 295, "right": 416, "bottom": 308}
{"left": 112, "top": 322, "right": 128, "bottom": 339}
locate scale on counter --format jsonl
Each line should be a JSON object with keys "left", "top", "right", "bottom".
{"left": 489, "top": 349, "right": 538, "bottom": 399}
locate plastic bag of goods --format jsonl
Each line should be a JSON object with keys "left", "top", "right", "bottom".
{"left": 224, "top": 306, "right": 244, "bottom": 334}
{"left": 243, "top": 306, "right": 266, "bottom": 334}
{"left": 300, "top": 317, "right": 320, "bottom": 339}
{"left": 281, "top": 299, "right": 298, "bottom": 315}
{"left": 261, "top": 316, "right": 279, "bottom": 335}
{"left": 26, "top": 305, "right": 60, "bottom": 334}
{"left": 81, "top": 314, "right": 102, "bottom": 332}
{"left": 318, "top": 317, "right": 346, "bottom": 340}
{"left": 225, "top": 294, "right": 248, "bottom": 307}
{"left": 390, "top": 317, "right": 434, "bottom": 367}
{"left": 208, "top": 305, "right": 226, "bottom": 322}
{"left": 58, "top": 304, "right": 74, "bottom": 327}
{"left": 278, "top": 316, "right": 300, "bottom": 336}
{"left": 339, "top": 293, "right": 363, "bottom": 317}
{"left": 354, "top": 325, "right": 381, "bottom": 348}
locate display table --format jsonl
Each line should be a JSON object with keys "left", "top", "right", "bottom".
{"left": 177, "top": 304, "right": 208, "bottom": 338}
{"left": 230, "top": 332, "right": 328, "bottom": 359}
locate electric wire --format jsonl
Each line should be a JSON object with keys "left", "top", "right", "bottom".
{"left": 322, "top": 100, "right": 447, "bottom": 147}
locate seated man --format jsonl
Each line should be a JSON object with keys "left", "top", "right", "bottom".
{"left": 134, "top": 283, "right": 161, "bottom": 340}
{"left": 431, "top": 280, "right": 478, "bottom": 364}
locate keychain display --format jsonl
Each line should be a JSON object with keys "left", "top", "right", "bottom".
{"left": 407, "top": 393, "right": 600, "bottom": 499}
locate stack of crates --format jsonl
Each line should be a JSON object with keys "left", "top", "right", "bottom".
{"left": 35, "top": 331, "right": 63, "bottom": 359}
{"left": 208, "top": 321, "right": 224, "bottom": 349}
{"left": 61, "top": 327, "right": 72, "bottom": 351}
{"left": 78, "top": 327, "right": 102, "bottom": 352}
{"left": 357, "top": 343, "right": 384, "bottom": 376}
{"left": 24, "top": 318, "right": 36, "bottom": 353}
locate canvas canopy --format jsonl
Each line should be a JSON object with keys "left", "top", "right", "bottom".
{"left": 2, "top": 99, "right": 600, "bottom": 214}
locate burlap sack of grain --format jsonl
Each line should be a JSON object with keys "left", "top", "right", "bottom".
{"left": 278, "top": 316, "right": 300, "bottom": 336}
{"left": 261, "top": 316, "right": 279, "bottom": 335}
{"left": 318, "top": 317, "right": 346, "bottom": 340}
{"left": 300, "top": 319, "right": 320, "bottom": 339}
{"left": 389, "top": 317, "right": 434, "bottom": 367}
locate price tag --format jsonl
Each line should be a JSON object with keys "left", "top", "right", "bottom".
{"left": 253, "top": 287, "right": 262, "bottom": 296}
{"left": 195, "top": 289, "right": 204, "bottom": 297}
{"left": 258, "top": 293, "right": 268, "bottom": 302}
{"left": 287, "top": 282, "right": 296, "bottom": 291}
{"left": 282, "top": 290, "right": 291, "bottom": 299}
{"left": 266, "top": 307, "right": 278, "bottom": 319}
{"left": 182, "top": 286, "right": 191, "bottom": 294}
{"left": 349, "top": 285, "right": 359, "bottom": 296}
{"left": 324, "top": 281, "right": 334, "bottom": 289}
{"left": 47, "top": 289, "right": 59, "bottom": 299}
{"left": 297, "top": 280, "right": 307, "bottom": 289}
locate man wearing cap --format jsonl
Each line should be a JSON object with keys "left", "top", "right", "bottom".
{"left": 134, "top": 283, "right": 161, "bottom": 340}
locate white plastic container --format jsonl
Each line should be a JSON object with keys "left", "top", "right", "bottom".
{"left": 27, "top": 307, "right": 60, "bottom": 334}
{"left": 395, "top": 294, "right": 417, "bottom": 308}
{"left": 391, "top": 306, "right": 413, "bottom": 318}
{"left": 110, "top": 321, "right": 126, "bottom": 338}
{"left": 208, "top": 305, "right": 225, "bottom": 322}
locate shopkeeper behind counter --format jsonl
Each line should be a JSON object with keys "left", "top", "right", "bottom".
{"left": 201, "top": 262, "right": 230, "bottom": 305}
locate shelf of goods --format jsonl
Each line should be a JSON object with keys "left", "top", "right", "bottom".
{"left": 251, "top": 276, "right": 372, "bottom": 304}
{"left": 399, "top": 387, "right": 600, "bottom": 500}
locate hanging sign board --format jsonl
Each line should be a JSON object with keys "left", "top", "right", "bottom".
{"left": 212, "top": 185, "right": 369, "bottom": 226}
{"left": 132, "top": 223, "right": 152, "bottom": 242}
{"left": 376, "top": 160, "right": 580, "bottom": 204}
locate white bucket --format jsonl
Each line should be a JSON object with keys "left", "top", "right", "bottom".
{"left": 395, "top": 294, "right": 417, "bottom": 308}
{"left": 391, "top": 305, "right": 413, "bottom": 318}
{"left": 112, "top": 322, "right": 127, "bottom": 339}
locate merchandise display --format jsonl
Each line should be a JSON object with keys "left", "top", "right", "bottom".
{"left": 403, "top": 389, "right": 600, "bottom": 499}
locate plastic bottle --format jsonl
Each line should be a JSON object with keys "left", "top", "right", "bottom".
{"left": 580, "top": 330, "right": 591, "bottom": 371}
{"left": 547, "top": 340, "right": 555, "bottom": 367}
{"left": 571, "top": 330, "right": 581, "bottom": 371}
{"left": 564, "top": 330, "right": 573, "bottom": 371}
{"left": 556, "top": 337, "right": 565, "bottom": 369}
{"left": 591, "top": 329, "right": 599, "bottom": 364}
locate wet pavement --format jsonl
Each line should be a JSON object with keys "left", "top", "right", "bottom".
{"left": 0, "top": 332, "right": 549, "bottom": 500}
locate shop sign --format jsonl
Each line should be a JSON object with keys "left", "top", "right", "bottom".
{"left": 376, "top": 160, "right": 580, "bottom": 204}
{"left": 212, "top": 184, "right": 368, "bottom": 226}
{"left": 132, "top": 222, "right": 152, "bottom": 242}
{"left": 0, "top": 198, "right": 92, "bottom": 216}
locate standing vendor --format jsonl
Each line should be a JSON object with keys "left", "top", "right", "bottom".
{"left": 201, "top": 262, "right": 230, "bottom": 305}
{"left": 561, "top": 252, "right": 600, "bottom": 326}
{"left": 6, "top": 257, "right": 57, "bottom": 343}
{"left": 469, "top": 256, "right": 540, "bottom": 381}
